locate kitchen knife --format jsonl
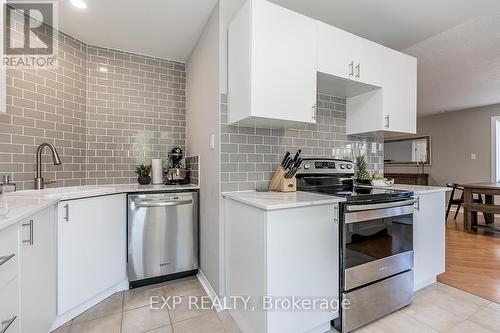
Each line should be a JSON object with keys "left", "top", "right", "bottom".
{"left": 289, "top": 149, "right": 301, "bottom": 166}
{"left": 281, "top": 151, "right": 290, "bottom": 167}
{"left": 286, "top": 166, "right": 298, "bottom": 178}
{"left": 291, "top": 149, "right": 301, "bottom": 162}
{"left": 283, "top": 156, "right": 293, "bottom": 170}
{"left": 294, "top": 158, "right": 303, "bottom": 170}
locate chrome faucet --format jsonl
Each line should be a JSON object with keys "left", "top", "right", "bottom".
{"left": 34, "top": 143, "right": 62, "bottom": 190}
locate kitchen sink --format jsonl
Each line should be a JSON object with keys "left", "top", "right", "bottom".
{"left": 4, "top": 186, "right": 116, "bottom": 198}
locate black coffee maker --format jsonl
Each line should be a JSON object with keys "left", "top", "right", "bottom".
{"left": 165, "top": 147, "right": 190, "bottom": 185}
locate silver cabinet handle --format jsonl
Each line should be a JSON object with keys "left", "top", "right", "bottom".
{"left": 333, "top": 205, "right": 339, "bottom": 224}
{"left": 22, "top": 220, "right": 33, "bottom": 246}
{"left": 1, "top": 316, "right": 16, "bottom": 333}
{"left": 384, "top": 115, "right": 390, "bottom": 129}
{"left": 414, "top": 196, "right": 420, "bottom": 211}
{"left": 348, "top": 61, "right": 354, "bottom": 77}
{"left": 134, "top": 199, "right": 193, "bottom": 208}
{"left": 0, "top": 254, "right": 15, "bottom": 267}
{"left": 63, "top": 204, "right": 69, "bottom": 221}
{"left": 311, "top": 104, "right": 316, "bottom": 120}
{"left": 355, "top": 63, "right": 360, "bottom": 78}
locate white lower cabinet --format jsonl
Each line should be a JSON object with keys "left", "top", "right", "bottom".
{"left": 413, "top": 191, "right": 446, "bottom": 291}
{"left": 225, "top": 199, "right": 339, "bottom": 333}
{"left": 0, "top": 224, "right": 20, "bottom": 333}
{"left": 57, "top": 194, "right": 127, "bottom": 315}
{"left": 0, "top": 278, "right": 20, "bottom": 333}
{"left": 18, "top": 206, "right": 57, "bottom": 333}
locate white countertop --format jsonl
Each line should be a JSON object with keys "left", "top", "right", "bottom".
{"left": 222, "top": 190, "right": 345, "bottom": 211}
{"left": 0, "top": 184, "right": 199, "bottom": 231}
{"left": 362, "top": 184, "right": 451, "bottom": 194}
{"left": 0, "top": 196, "right": 60, "bottom": 231}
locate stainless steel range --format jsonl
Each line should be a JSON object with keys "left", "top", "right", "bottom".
{"left": 296, "top": 158, "right": 416, "bottom": 333}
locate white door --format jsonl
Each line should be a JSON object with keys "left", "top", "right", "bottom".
{"left": 413, "top": 192, "right": 446, "bottom": 290}
{"left": 57, "top": 194, "right": 126, "bottom": 315}
{"left": 317, "top": 21, "right": 354, "bottom": 80}
{"left": 382, "top": 49, "right": 417, "bottom": 134}
{"left": 251, "top": 0, "right": 317, "bottom": 123}
{"left": 19, "top": 206, "right": 57, "bottom": 333}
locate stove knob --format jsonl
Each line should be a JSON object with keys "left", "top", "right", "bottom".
{"left": 303, "top": 163, "right": 310, "bottom": 170}
{"left": 340, "top": 164, "right": 346, "bottom": 169}
{"left": 346, "top": 164, "right": 353, "bottom": 169}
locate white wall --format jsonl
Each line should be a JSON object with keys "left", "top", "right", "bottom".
{"left": 385, "top": 103, "right": 500, "bottom": 186}
{"left": 186, "top": 4, "right": 221, "bottom": 294}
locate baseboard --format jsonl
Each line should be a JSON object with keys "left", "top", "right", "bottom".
{"left": 197, "top": 270, "right": 223, "bottom": 312}
{"left": 414, "top": 277, "right": 437, "bottom": 292}
{"left": 51, "top": 279, "right": 129, "bottom": 331}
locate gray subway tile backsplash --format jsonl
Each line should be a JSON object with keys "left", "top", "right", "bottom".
{"left": 220, "top": 93, "right": 384, "bottom": 192}
{"left": 0, "top": 17, "right": 186, "bottom": 190}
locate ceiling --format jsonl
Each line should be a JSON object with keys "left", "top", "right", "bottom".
{"left": 58, "top": 0, "right": 500, "bottom": 116}
{"left": 58, "top": 0, "right": 218, "bottom": 62}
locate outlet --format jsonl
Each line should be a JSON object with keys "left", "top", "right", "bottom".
{"left": 470, "top": 153, "right": 476, "bottom": 160}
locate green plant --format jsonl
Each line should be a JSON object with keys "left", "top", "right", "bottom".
{"left": 355, "top": 155, "right": 371, "bottom": 180}
{"left": 136, "top": 164, "right": 151, "bottom": 177}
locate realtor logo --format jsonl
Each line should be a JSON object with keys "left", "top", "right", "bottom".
{"left": 3, "top": 0, "right": 58, "bottom": 68}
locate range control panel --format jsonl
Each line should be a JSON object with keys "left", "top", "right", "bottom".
{"left": 298, "top": 158, "right": 355, "bottom": 175}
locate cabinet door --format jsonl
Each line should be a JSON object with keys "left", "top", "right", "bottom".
{"left": 354, "top": 40, "right": 383, "bottom": 87}
{"left": 57, "top": 194, "right": 126, "bottom": 315}
{"left": 382, "top": 49, "right": 417, "bottom": 134}
{"left": 317, "top": 21, "right": 354, "bottom": 80}
{"left": 0, "top": 278, "right": 20, "bottom": 333}
{"left": 267, "top": 204, "right": 339, "bottom": 331}
{"left": 413, "top": 192, "right": 446, "bottom": 291}
{"left": 251, "top": 0, "right": 317, "bottom": 123}
{"left": 19, "top": 206, "right": 57, "bottom": 333}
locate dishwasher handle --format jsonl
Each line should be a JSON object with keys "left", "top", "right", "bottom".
{"left": 133, "top": 198, "right": 193, "bottom": 208}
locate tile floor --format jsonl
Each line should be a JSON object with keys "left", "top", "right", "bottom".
{"left": 51, "top": 277, "right": 500, "bottom": 333}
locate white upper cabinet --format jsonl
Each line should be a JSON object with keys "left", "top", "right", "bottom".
{"left": 381, "top": 48, "right": 417, "bottom": 134}
{"left": 317, "top": 21, "right": 383, "bottom": 88}
{"left": 228, "top": 0, "right": 417, "bottom": 134}
{"left": 228, "top": 0, "right": 317, "bottom": 128}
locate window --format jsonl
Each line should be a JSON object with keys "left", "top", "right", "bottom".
{"left": 490, "top": 117, "right": 500, "bottom": 182}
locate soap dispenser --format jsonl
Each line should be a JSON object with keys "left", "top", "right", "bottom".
{"left": 0, "top": 175, "right": 16, "bottom": 193}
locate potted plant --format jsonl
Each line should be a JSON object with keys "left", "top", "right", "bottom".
{"left": 136, "top": 164, "right": 152, "bottom": 185}
{"left": 355, "top": 155, "right": 372, "bottom": 184}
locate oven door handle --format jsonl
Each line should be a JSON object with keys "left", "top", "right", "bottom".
{"left": 345, "top": 199, "right": 417, "bottom": 212}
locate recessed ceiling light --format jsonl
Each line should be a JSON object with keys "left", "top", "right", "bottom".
{"left": 98, "top": 66, "right": 108, "bottom": 73}
{"left": 70, "top": 0, "right": 87, "bottom": 9}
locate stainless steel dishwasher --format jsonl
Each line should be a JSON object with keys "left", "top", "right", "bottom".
{"left": 127, "top": 191, "right": 198, "bottom": 288}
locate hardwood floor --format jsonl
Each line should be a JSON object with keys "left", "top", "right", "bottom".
{"left": 438, "top": 212, "right": 500, "bottom": 303}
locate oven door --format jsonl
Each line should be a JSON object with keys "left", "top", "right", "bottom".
{"left": 343, "top": 199, "right": 415, "bottom": 290}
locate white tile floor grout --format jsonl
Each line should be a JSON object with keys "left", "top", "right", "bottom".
{"left": 51, "top": 277, "right": 500, "bottom": 333}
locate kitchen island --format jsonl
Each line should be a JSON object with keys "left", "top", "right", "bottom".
{"left": 223, "top": 184, "right": 451, "bottom": 333}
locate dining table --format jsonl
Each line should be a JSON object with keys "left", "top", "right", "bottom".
{"left": 461, "top": 182, "right": 499, "bottom": 232}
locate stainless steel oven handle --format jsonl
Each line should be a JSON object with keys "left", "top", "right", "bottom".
{"left": 134, "top": 199, "right": 193, "bottom": 208}
{"left": 345, "top": 199, "right": 417, "bottom": 212}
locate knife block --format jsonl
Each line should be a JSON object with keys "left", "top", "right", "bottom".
{"left": 269, "top": 166, "right": 297, "bottom": 192}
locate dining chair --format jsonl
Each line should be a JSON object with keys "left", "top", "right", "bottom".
{"left": 446, "top": 183, "right": 484, "bottom": 220}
